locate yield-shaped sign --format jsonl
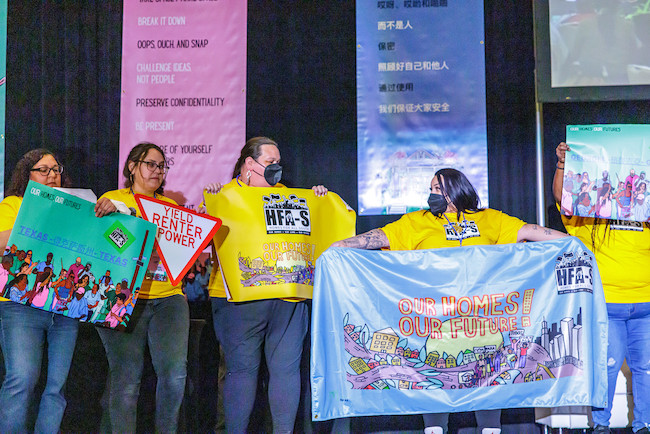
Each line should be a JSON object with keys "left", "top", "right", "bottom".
{"left": 135, "top": 195, "right": 222, "bottom": 286}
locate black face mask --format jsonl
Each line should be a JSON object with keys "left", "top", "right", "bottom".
{"left": 427, "top": 193, "right": 448, "bottom": 214}
{"left": 254, "top": 160, "right": 283, "bottom": 185}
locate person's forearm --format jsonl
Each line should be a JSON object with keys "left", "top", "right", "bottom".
{"left": 331, "top": 228, "right": 389, "bottom": 249}
{"left": 0, "top": 229, "right": 11, "bottom": 254}
{"left": 553, "top": 168, "right": 563, "bottom": 204}
{"left": 517, "top": 224, "right": 568, "bottom": 242}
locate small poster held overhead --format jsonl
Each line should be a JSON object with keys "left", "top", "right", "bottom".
{"left": 563, "top": 124, "right": 650, "bottom": 222}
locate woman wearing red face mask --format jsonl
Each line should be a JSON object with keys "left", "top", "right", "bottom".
{"left": 0, "top": 149, "right": 78, "bottom": 434}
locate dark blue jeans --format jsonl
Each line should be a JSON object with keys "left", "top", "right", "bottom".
{"left": 97, "top": 294, "right": 189, "bottom": 434}
{"left": 212, "top": 298, "right": 308, "bottom": 434}
{"left": 0, "top": 301, "right": 79, "bottom": 434}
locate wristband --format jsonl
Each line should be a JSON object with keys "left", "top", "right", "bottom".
{"left": 556, "top": 164, "right": 564, "bottom": 170}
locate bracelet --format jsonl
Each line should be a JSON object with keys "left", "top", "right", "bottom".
{"left": 556, "top": 164, "right": 565, "bottom": 170}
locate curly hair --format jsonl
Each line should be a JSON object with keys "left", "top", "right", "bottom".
{"left": 6, "top": 149, "right": 71, "bottom": 197}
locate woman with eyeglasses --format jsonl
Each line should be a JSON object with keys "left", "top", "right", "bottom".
{"left": 93, "top": 142, "right": 189, "bottom": 433}
{"left": 0, "top": 148, "right": 78, "bottom": 433}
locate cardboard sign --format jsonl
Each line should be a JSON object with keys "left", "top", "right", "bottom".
{"left": 135, "top": 195, "right": 221, "bottom": 286}
{"left": 3, "top": 181, "right": 156, "bottom": 330}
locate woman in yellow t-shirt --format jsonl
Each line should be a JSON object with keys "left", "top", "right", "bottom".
{"left": 94, "top": 142, "right": 188, "bottom": 433}
{"left": 204, "top": 137, "right": 327, "bottom": 434}
{"left": 554, "top": 142, "right": 650, "bottom": 434}
{"left": 0, "top": 149, "right": 78, "bottom": 433}
{"left": 333, "top": 168, "right": 568, "bottom": 434}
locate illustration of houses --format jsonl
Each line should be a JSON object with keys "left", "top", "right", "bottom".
{"left": 398, "top": 380, "right": 410, "bottom": 389}
{"left": 349, "top": 357, "right": 370, "bottom": 374}
{"left": 436, "top": 358, "right": 446, "bottom": 369}
{"left": 396, "top": 347, "right": 404, "bottom": 356}
{"left": 463, "top": 349, "right": 477, "bottom": 365}
{"left": 367, "top": 360, "right": 379, "bottom": 369}
{"left": 445, "top": 354, "right": 457, "bottom": 368}
{"left": 369, "top": 328, "right": 399, "bottom": 354}
{"left": 425, "top": 351, "right": 440, "bottom": 366}
{"left": 251, "top": 257, "right": 265, "bottom": 270}
{"left": 411, "top": 349, "right": 420, "bottom": 359}
{"left": 391, "top": 357, "right": 401, "bottom": 366}
{"left": 343, "top": 324, "right": 355, "bottom": 334}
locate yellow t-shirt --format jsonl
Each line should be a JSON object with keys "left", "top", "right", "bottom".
{"left": 0, "top": 196, "right": 23, "bottom": 302}
{"left": 100, "top": 188, "right": 182, "bottom": 299}
{"left": 381, "top": 208, "right": 526, "bottom": 251}
{"left": 207, "top": 178, "right": 287, "bottom": 299}
{"left": 561, "top": 210, "right": 650, "bottom": 304}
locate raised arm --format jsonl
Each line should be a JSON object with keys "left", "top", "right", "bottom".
{"left": 553, "top": 142, "right": 570, "bottom": 204}
{"left": 331, "top": 228, "right": 390, "bottom": 249}
{"left": 516, "top": 224, "right": 568, "bottom": 242}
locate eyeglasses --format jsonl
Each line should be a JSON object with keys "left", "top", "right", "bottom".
{"left": 30, "top": 165, "right": 64, "bottom": 176}
{"left": 137, "top": 160, "right": 170, "bottom": 173}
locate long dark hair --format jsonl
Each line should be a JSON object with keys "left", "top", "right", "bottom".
{"left": 232, "top": 137, "right": 279, "bottom": 179}
{"left": 122, "top": 142, "right": 166, "bottom": 195}
{"left": 432, "top": 168, "right": 482, "bottom": 219}
{"left": 7, "top": 149, "right": 71, "bottom": 197}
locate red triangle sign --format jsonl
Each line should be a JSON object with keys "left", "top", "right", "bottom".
{"left": 134, "top": 195, "right": 222, "bottom": 286}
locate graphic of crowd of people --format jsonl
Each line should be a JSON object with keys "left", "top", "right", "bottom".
{"left": 0, "top": 245, "right": 139, "bottom": 330}
{"left": 561, "top": 167, "right": 650, "bottom": 221}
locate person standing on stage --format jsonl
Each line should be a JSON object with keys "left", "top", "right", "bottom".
{"left": 94, "top": 142, "right": 189, "bottom": 433}
{"left": 205, "top": 136, "right": 328, "bottom": 434}
{"left": 0, "top": 149, "right": 78, "bottom": 434}
{"left": 332, "top": 168, "right": 568, "bottom": 434}
{"left": 554, "top": 142, "right": 650, "bottom": 434}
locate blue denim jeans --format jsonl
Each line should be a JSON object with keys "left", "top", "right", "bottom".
{"left": 0, "top": 301, "right": 79, "bottom": 434}
{"left": 592, "top": 302, "right": 650, "bottom": 431}
{"left": 211, "top": 298, "right": 308, "bottom": 434}
{"left": 97, "top": 294, "right": 189, "bottom": 434}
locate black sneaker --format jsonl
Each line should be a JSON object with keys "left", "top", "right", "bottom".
{"left": 592, "top": 426, "right": 610, "bottom": 434}
{"left": 635, "top": 428, "right": 649, "bottom": 434}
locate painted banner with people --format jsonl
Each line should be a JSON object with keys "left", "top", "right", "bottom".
{"left": 2, "top": 181, "right": 156, "bottom": 330}
{"left": 120, "top": 0, "right": 246, "bottom": 210}
{"left": 311, "top": 237, "right": 608, "bottom": 420}
{"left": 563, "top": 124, "right": 650, "bottom": 221}
{"left": 356, "top": 0, "right": 488, "bottom": 215}
{"left": 204, "top": 186, "right": 356, "bottom": 302}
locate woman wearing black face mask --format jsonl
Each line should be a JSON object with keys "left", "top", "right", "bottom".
{"left": 203, "top": 137, "right": 328, "bottom": 434}
{"left": 332, "top": 168, "right": 567, "bottom": 434}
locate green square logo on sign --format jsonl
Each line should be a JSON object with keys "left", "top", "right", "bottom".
{"left": 104, "top": 221, "right": 135, "bottom": 252}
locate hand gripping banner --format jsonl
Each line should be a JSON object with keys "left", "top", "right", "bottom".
{"left": 3, "top": 181, "right": 156, "bottom": 330}
{"left": 311, "top": 237, "right": 608, "bottom": 420}
{"left": 204, "top": 185, "right": 356, "bottom": 301}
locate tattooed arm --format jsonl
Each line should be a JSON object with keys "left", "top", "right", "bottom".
{"left": 331, "top": 228, "right": 390, "bottom": 249}
{"left": 516, "top": 223, "right": 568, "bottom": 242}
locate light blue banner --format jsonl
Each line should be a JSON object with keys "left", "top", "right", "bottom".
{"left": 564, "top": 124, "right": 650, "bottom": 221}
{"left": 356, "top": 0, "right": 488, "bottom": 215}
{"left": 311, "top": 238, "right": 607, "bottom": 421}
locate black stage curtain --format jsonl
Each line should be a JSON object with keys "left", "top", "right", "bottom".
{"left": 4, "top": 1, "right": 649, "bottom": 433}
